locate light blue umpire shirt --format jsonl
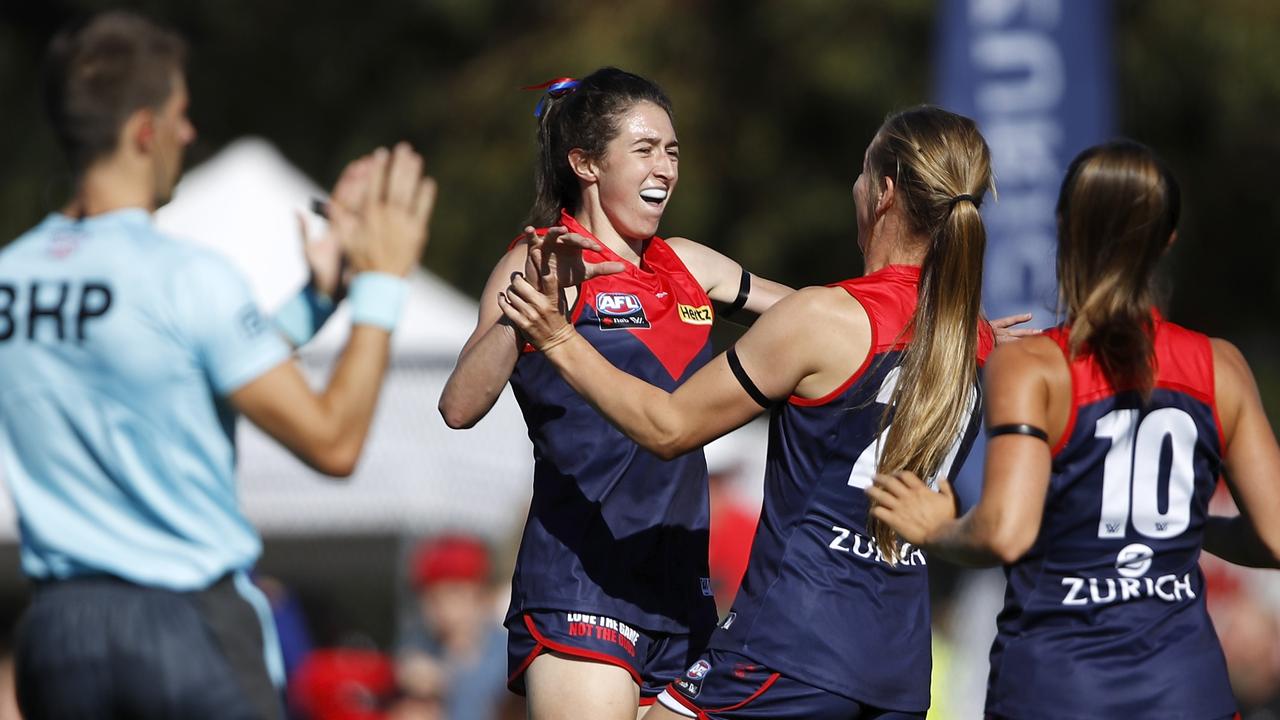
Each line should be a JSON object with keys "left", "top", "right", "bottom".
{"left": 0, "top": 208, "right": 291, "bottom": 591}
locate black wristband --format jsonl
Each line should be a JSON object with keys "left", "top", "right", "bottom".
{"left": 987, "top": 423, "right": 1049, "bottom": 443}
{"left": 727, "top": 347, "right": 773, "bottom": 409}
{"left": 721, "top": 269, "right": 751, "bottom": 318}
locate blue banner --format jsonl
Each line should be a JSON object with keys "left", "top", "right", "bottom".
{"left": 934, "top": 0, "right": 1113, "bottom": 507}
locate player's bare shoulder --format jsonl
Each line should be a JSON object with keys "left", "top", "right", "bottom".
{"left": 988, "top": 332, "right": 1064, "bottom": 377}
{"left": 1209, "top": 336, "right": 1255, "bottom": 434}
{"left": 753, "top": 285, "right": 871, "bottom": 358}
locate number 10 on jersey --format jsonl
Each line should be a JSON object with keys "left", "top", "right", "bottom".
{"left": 1094, "top": 407, "right": 1198, "bottom": 540}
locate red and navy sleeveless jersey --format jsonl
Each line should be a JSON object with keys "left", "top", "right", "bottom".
{"left": 986, "top": 315, "right": 1235, "bottom": 720}
{"left": 708, "top": 265, "right": 994, "bottom": 711}
{"left": 506, "top": 210, "right": 718, "bottom": 635}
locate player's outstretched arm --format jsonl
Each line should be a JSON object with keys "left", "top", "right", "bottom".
{"left": 1204, "top": 338, "right": 1280, "bottom": 568}
{"left": 664, "top": 237, "right": 794, "bottom": 320}
{"left": 233, "top": 143, "right": 436, "bottom": 476}
{"left": 869, "top": 339, "right": 1059, "bottom": 566}
{"left": 501, "top": 242, "right": 860, "bottom": 458}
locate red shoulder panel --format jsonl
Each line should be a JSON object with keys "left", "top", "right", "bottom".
{"left": 1047, "top": 315, "right": 1222, "bottom": 453}
{"left": 789, "top": 265, "right": 919, "bottom": 406}
{"left": 1155, "top": 319, "right": 1223, "bottom": 450}
{"left": 1153, "top": 319, "right": 1214, "bottom": 406}
{"left": 842, "top": 265, "right": 921, "bottom": 353}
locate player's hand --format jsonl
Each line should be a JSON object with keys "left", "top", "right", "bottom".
{"left": 518, "top": 226, "right": 626, "bottom": 293}
{"left": 298, "top": 210, "right": 344, "bottom": 300}
{"left": 498, "top": 268, "right": 577, "bottom": 353}
{"left": 337, "top": 143, "right": 438, "bottom": 277}
{"left": 991, "top": 313, "right": 1039, "bottom": 345}
{"left": 299, "top": 154, "right": 378, "bottom": 299}
{"left": 866, "top": 470, "right": 958, "bottom": 547}
{"left": 298, "top": 156, "right": 366, "bottom": 300}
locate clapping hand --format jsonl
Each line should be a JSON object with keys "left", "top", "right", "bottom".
{"left": 498, "top": 226, "right": 624, "bottom": 350}
{"left": 333, "top": 143, "right": 437, "bottom": 278}
{"left": 298, "top": 155, "right": 376, "bottom": 301}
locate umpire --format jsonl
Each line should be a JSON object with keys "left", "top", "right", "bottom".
{"left": 0, "top": 11, "right": 435, "bottom": 719}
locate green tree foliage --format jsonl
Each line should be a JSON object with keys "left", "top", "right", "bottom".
{"left": 2, "top": 0, "right": 1277, "bottom": 410}
{"left": 1114, "top": 0, "right": 1280, "bottom": 413}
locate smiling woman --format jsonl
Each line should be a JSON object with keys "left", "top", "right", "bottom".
{"left": 437, "top": 67, "right": 793, "bottom": 720}
{"left": 496, "top": 105, "right": 1004, "bottom": 720}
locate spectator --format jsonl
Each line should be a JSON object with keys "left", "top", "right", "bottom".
{"left": 397, "top": 535, "right": 507, "bottom": 720}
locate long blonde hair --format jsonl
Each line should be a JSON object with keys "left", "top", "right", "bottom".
{"left": 864, "top": 106, "right": 993, "bottom": 562}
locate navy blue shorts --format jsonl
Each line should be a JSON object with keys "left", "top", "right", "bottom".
{"left": 506, "top": 610, "right": 709, "bottom": 705}
{"left": 656, "top": 649, "right": 926, "bottom": 720}
{"left": 15, "top": 574, "right": 283, "bottom": 720}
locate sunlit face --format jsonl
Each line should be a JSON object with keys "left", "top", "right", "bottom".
{"left": 151, "top": 72, "right": 196, "bottom": 207}
{"left": 593, "top": 100, "right": 679, "bottom": 241}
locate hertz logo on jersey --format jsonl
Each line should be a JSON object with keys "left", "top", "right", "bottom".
{"left": 678, "top": 304, "right": 713, "bottom": 325}
{"left": 595, "top": 292, "right": 650, "bottom": 330}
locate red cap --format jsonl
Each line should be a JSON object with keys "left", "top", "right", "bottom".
{"left": 289, "top": 648, "right": 395, "bottom": 720}
{"left": 411, "top": 535, "right": 491, "bottom": 588}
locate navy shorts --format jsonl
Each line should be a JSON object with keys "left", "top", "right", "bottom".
{"left": 15, "top": 574, "right": 283, "bottom": 720}
{"left": 507, "top": 610, "right": 709, "bottom": 705}
{"left": 656, "top": 649, "right": 926, "bottom": 720}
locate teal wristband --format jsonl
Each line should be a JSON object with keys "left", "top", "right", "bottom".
{"left": 349, "top": 272, "right": 408, "bottom": 331}
{"left": 272, "top": 284, "right": 337, "bottom": 347}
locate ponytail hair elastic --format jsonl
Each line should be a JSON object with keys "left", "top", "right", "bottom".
{"left": 523, "top": 77, "right": 580, "bottom": 118}
{"left": 948, "top": 193, "right": 981, "bottom": 211}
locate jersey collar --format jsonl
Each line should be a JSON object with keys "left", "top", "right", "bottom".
{"left": 559, "top": 209, "right": 654, "bottom": 274}
{"left": 868, "top": 263, "right": 922, "bottom": 281}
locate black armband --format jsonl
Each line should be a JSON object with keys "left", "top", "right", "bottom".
{"left": 987, "top": 423, "right": 1049, "bottom": 443}
{"left": 720, "top": 269, "right": 751, "bottom": 319}
{"left": 727, "top": 346, "right": 773, "bottom": 409}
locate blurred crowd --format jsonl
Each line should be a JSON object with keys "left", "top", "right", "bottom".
{"left": 283, "top": 535, "right": 517, "bottom": 720}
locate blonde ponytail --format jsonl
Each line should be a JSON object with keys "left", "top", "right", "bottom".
{"left": 863, "top": 107, "right": 993, "bottom": 562}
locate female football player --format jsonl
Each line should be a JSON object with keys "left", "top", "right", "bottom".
{"left": 501, "top": 105, "right": 998, "bottom": 719}
{"left": 439, "top": 68, "right": 793, "bottom": 719}
{"left": 869, "top": 140, "right": 1280, "bottom": 719}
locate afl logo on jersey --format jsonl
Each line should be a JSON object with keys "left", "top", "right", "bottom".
{"left": 595, "top": 292, "right": 650, "bottom": 330}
